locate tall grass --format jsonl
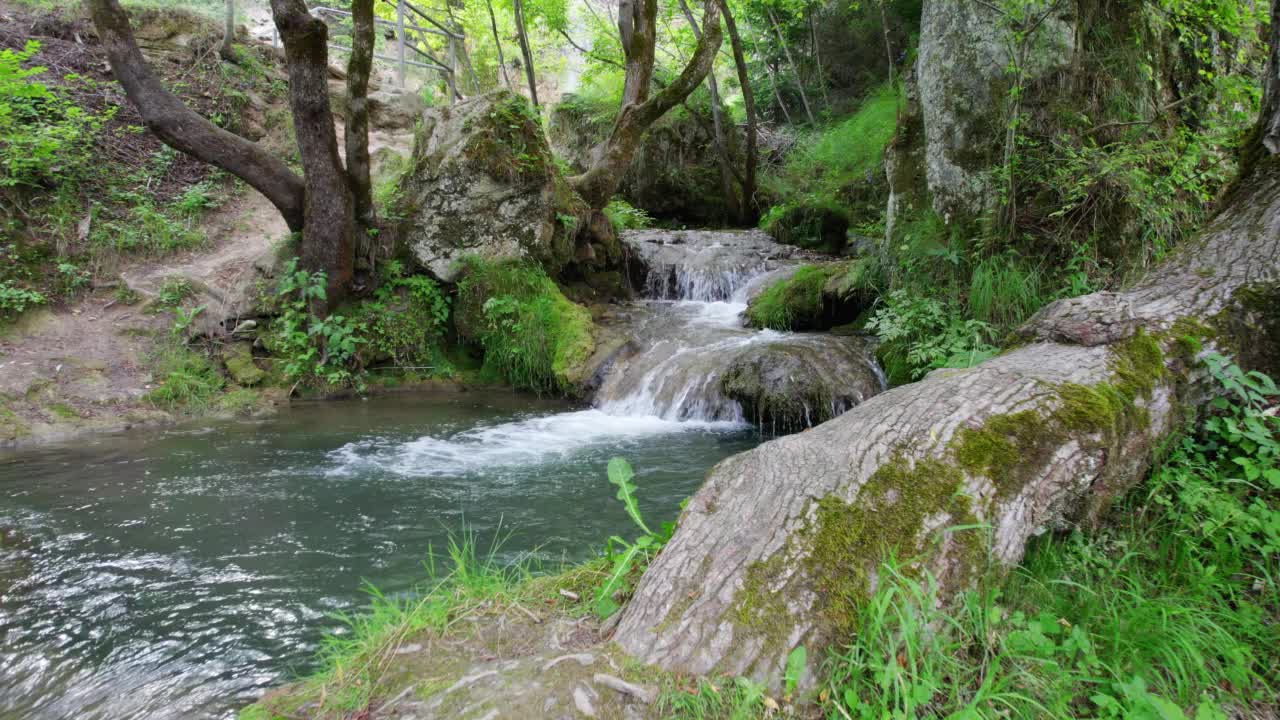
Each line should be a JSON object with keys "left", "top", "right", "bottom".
{"left": 968, "top": 254, "right": 1046, "bottom": 327}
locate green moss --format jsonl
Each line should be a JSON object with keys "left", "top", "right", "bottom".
{"left": 0, "top": 402, "right": 30, "bottom": 441}
{"left": 1052, "top": 382, "right": 1130, "bottom": 434}
{"left": 454, "top": 257, "right": 596, "bottom": 395}
{"left": 953, "top": 410, "right": 1050, "bottom": 497}
{"left": 747, "top": 263, "right": 844, "bottom": 330}
{"left": 1109, "top": 329, "right": 1165, "bottom": 401}
{"left": 47, "top": 402, "right": 80, "bottom": 419}
{"left": 803, "top": 455, "right": 975, "bottom": 633}
{"left": 222, "top": 342, "right": 265, "bottom": 386}
{"left": 462, "top": 92, "right": 551, "bottom": 184}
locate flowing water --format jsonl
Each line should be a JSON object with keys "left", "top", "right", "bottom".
{"left": 0, "top": 229, "right": 883, "bottom": 719}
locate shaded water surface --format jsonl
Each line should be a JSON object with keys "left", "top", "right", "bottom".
{"left": 0, "top": 393, "right": 756, "bottom": 719}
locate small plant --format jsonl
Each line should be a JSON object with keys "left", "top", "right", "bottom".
{"left": 604, "top": 198, "right": 654, "bottom": 231}
{"left": 0, "top": 281, "right": 46, "bottom": 319}
{"left": 173, "top": 181, "right": 219, "bottom": 219}
{"left": 55, "top": 261, "right": 90, "bottom": 299}
{"left": 153, "top": 276, "right": 194, "bottom": 310}
{"left": 269, "top": 258, "right": 366, "bottom": 388}
{"left": 867, "top": 290, "right": 997, "bottom": 383}
{"left": 593, "top": 457, "right": 674, "bottom": 619}
{"left": 113, "top": 283, "right": 141, "bottom": 305}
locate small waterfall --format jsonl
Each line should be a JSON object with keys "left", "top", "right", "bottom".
{"left": 593, "top": 230, "right": 886, "bottom": 429}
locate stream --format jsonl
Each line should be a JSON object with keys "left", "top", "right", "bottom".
{"left": 0, "top": 230, "right": 883, "bottom": 719}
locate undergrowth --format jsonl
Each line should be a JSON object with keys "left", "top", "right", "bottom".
{"left": 455, "top": 256, "right": 593, "bottom": 394}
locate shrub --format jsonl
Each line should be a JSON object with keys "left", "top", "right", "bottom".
{"left": 355, "top": 261, "right": 451, "bottom": 370}
{"left": 604, "top": 198, "right": 654, "bottom": 232}
{"left": 0, "top": 41, "right": 108, "bottom": 189}
{"left": 867, "top": 289, "right": 997, "bottom": 383}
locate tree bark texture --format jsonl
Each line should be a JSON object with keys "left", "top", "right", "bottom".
{"left": 570, "top": 0, "right": 722, "bottom": 209}
{"left": 513, "top": 0, "right": 540, "bottom": 108}
{"left": 720, "top": 0, "right": 757, "bottom": 220}
{"left": 346, "top": 0, "right": 375, "bottom": 229}
{"left": 270, "top": 0, "right": 355, "bottom": 299}
{"left": 221, "top": 0, "right": 235, "bottom": 62}
{"left": 614, "top": 124, "right": 1280, "bottom": 689}
{"left": 676, "top": 0, "right": 739, "bottom": 222}
{"left": 88, "top": 0, "right": 305, "bottom": 232}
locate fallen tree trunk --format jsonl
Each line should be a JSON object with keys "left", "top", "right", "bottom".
{"left": 613, "top": 145, "right": 1280, "bottom": 688}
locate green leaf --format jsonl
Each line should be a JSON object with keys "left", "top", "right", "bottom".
{"left": 607, "top": 457, "right": 653, "bottom": 536}
{"left": 784, "top": 644, "right": 807, "bottom": 696}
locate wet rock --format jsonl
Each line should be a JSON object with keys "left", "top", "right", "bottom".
{"left": 394, "top": 91, "right": 591, "bottom": 282}
{"left": 221, "top": 342, "right": 264, "bottom": 386}
{"left": 720, "top": 338, "right": 886, "bottom": 433}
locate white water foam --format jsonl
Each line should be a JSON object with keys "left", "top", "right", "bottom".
{"left": 326, "top": 409, "right": 745, "bottom": 478}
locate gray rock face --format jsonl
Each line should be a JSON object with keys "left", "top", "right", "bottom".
{"left": 916, "top": 0, "right": 1075, "bottom": 222}
{"left": 395, "top": 91, "right": 584, "bottom": 282}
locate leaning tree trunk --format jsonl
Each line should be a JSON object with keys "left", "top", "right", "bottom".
{"left": 270, "top": 0, "right": 355, "bottom": 300}
{"left": 613, "top": 73, "right": 1280, "bottom": 689}
{"left": 720, "top": 0, "right": 757, "bottom": 220}
{"left": 766, "top": 6, "right": 814, "bottom": 124}
{"left": 485, "top": 0, "right": 512, "bottom": 88}
{"left": 570, "top": 0, "right": 722, "bottom": 209}
{"left": 88, "top": 0, "right": 304, "bottom": 231}
{"left": 513, "top": 0, "right": 540, "bottom": 108}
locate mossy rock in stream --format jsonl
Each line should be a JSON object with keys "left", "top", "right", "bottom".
{"left": 745, "top": 259, "right": 879, "bottom": 332}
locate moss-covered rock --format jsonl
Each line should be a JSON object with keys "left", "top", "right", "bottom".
{"left": 221, "top": 342, "right": 265, "bottom": 386}
{"left": 453, "top": 257, "right": 596, "bottom": 396}
{"left": 745, "top": 260, "right": 878, "bottom": 331}
{"left": 719, "top": 338, "right": 885, "bottom": 432}
{"left": 394, "top": 92, "right": 598, "bottom": 283}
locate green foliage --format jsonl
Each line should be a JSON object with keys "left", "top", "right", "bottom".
{"left": 968, "top": 254, "right": 1044, "bottom": 327}
{"left": 824, "top": 356, "right": 1279, "bottom": 719}
{"left": 145, "top": 343, "right": 225, "bottom": 411}
{"left": 867, "top": 290, "right": 997, "bottom": 383}
{"left": 457, "top": 256, "right": 594, "bottom": 394}
{"left": 92, "top": 191, "right": 207, "bottom": 255}
{"left": 760, "top": 85, "right": 899, "bottom": 249}
{"left": 0, "top": 41, "right": 108, "bottom": 188}
{"left": 354, "top": 261, "right": 452, "bottom": 371}
{"left": 783, "top": 645, "right": 806, "bottom": 698}
{"left": 604, "top": 198, "right": 655, "bottom": 231}
{"left": 269, "top": 259, "right": 365, "bottom": 388}
{"left": 0, "top": 281, "right": 46, "bottom": 319}
{"left": 593, "top": 457, "right": 675, "bottom": 619}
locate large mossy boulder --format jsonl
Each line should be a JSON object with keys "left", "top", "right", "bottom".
{"left": 916, "top": 0, "right": 1076, "bottom": 223}
{"left": 548, "top": 97, "right": 742, "bottom": 224}
{"left": 394, "top": 91, "right": 593, "bottom": 283}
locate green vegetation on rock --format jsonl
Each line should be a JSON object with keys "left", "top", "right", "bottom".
{"left": 455, "top": 256, "right": 595, "bottom": 395}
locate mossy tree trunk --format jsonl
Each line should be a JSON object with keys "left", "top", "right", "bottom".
{"left": 613, "top": 11, "right": 1280, "bottom": 686}
{"left": 569, "top": 0, "right": 723, "bottom": 209}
